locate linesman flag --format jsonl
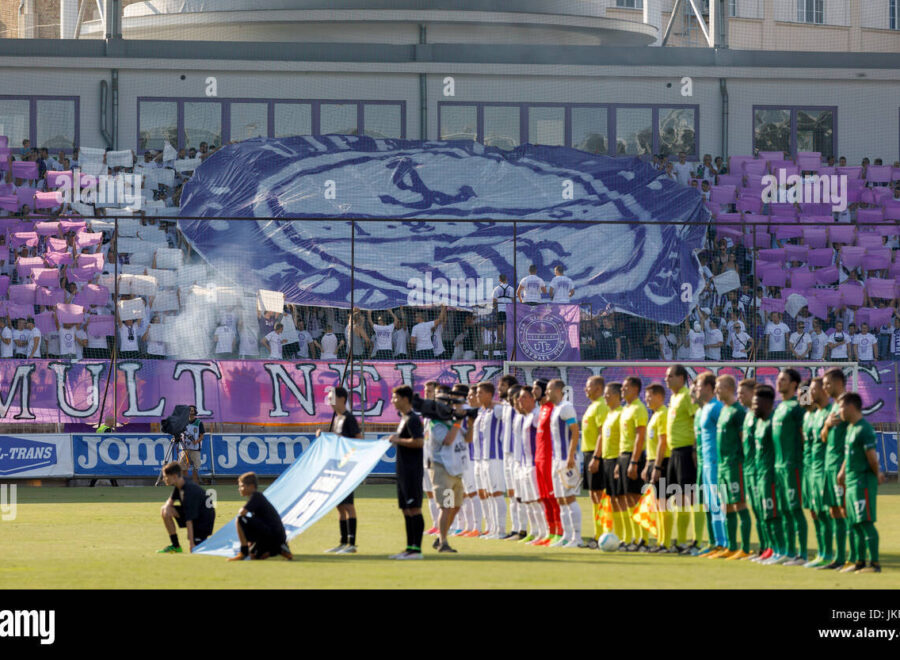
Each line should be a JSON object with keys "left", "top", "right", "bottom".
{"left": 631, "top": 488, "right": 658, "bottom": 537}
{"left": 598, "top": 492, "right": 614, "bottom": 533}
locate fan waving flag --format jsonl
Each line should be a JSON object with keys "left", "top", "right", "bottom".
{"left": 178, "top": 136, "right": 709, "bottom": 325}
{"left": 193, "top": 433, "right": 390, "bottom": 557}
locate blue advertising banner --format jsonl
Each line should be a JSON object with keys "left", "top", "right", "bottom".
{"left": 0, "top": 434, "right": 73, "bottom": 478}
{"left": 877, "top": 432, "right": 898, "bottom": 474}
{"left": 211, "top": 433, "right": 396, "bottom": 476}
{"left": 72, "top": 432, "right": 395, "bottom": 477}
{"left": 73, "top": 434, "right": 213, "bottom": 477}
{"left": 193, "top": 433, "right": 391, "bottom": 557}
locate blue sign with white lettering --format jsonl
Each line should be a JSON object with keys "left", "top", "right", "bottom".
{"left": 194, "top": 433, "right": 391, "bottom": 556}
{"left": 0, "top": 436, "right": 57, "bottom": 476}
{"left": 73, "top": 434, "right": 213, "bottom": 477}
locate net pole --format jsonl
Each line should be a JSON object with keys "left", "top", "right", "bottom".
{"left": 512, "top": 220, "right": 517, "bottom": 362}
{"left": 112, "top": 216, "right": 119, "bottom": 430}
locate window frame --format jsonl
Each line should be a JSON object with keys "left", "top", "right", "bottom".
{"left": 615, "top": 0, "right": 643, "bottom": 8}
{"left": 752, "top": 104, "right": 837, "bottom": 159}
{"left": 136, "top": 98, "right": 406, "bottom": 151}
{"left": 0, "top": 95, "right": 80, "bottom": 153}
{"left": 438, "top": 101, "right": 700, "bottom": 157}
{"left": 797, "top": 0, "right": 824, "bottom": 24}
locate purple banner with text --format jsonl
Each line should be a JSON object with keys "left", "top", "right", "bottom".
{"left": 0, "top": 359, "right": 504, "bottom": 426}
{"left": 507, "top": 303, "right": 581, "bottom": 362}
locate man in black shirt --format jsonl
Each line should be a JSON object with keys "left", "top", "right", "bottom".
{"left": 388, "top": 385, "right": 426, "bottom": 559}
{"left": 594, "top": 314, "right": 620, "bottom": 360}
{"left": 158, "top": 462, "right": 216, "bottom": 553}
{"left": 318, "top": 386, "right": 363, "bottom": 554}
{"left": 227, "top": 472, "right": 292, "bottom": 561}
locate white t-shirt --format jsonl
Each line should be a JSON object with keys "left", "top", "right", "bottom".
{"left": 119, "top": 324, "right": 140, "bottom": 352}
{"left": 320, "top": 333, "right": 338, "bottom": 359}
{"left": 0, "top": 327, "right": 13, "bottom": 358}
{"left": 11, "top": 328, "right": 29, "bottom": 355}
{"left": 411, "top": 320, "right": 435, "bottom": 351}
{"left": 704, "top": 328, "right": 723, "bottom": 360}
{"left": 47, "top": 331, "right": 60, "bottom": 357}
{"left": 518, "top": 275, "right": 545, "bottom": 303}
{"left": 239, "top": 324, "right": 259, "bottom": 357}
{"left": 295, "top": 330, "right": 313, "bottom": 358}
{"left": 372, "top": 323, "right": 394, "bottom": 352}
{"left": 673, "top": 161, "right": 693, "bottom": 186}
{"left": 548, "top": 276, "right": 574, "bottom": 303}
{"left": 492, "top": 283, "right": 514, "bottom": 313}
{"left": 27, "top": 328, "right": 42, "bottom": 357}
{"left": 265, "top": 331, "right": 285, "bottom": 359}
{"left": 730, "top": 331, "right": 751, "bottom": 359}
{"left": 809, "top": 331, "right": 827, "bottom": 360}
{"left": 432, "top": 324, "right": 445, "bottom": 357}
{"left": 788, "top": 331, "right": 811, "bottom": 358}
{"left": 688, "top": 330, "right": 706, "bottom": 359}
{"left": 828, "top": 330, "right": 850, "bottom": 359}
{"left": 765, "top": 322, "right": 790, "bottom": 352}
{"left": 854, "top": 332, "right": 877, "bottom": 361}
{"left": 659, "top": 332, "right": 677, "bottom": 361}
{"left": 214, "top": 325, "right": 236, "bottom": 354}
{"left": 59, "top": 328, "right": 86, "bottom": 358}
{"left": 392, "top": 327, "right": 408, "bottom": 356}
{"left": 280, "top": 314, "right": 300, "bottom": 345}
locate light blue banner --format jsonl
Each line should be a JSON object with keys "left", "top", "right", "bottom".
{"left": 193, "top": 433, "right": 391, "bottom": 557}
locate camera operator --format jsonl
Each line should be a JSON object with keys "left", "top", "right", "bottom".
{"left": 157, "top": 461, "right": 215, "bottom": 554}
{"left": 318, "top": 386, "right": 363, "bottom": 554}
{"left": 180, "top": 406, "right": 205, "bottom": 484}
{"left": 426, "top": 387, "right": 476, "bottom": 553}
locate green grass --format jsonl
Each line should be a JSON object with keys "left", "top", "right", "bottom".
{"left": 3, "top": 482, "right": 900, "bottom": 588}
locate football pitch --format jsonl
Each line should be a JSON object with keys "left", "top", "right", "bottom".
{"left": 4, "top": 483, "right": 899, "bottom": 589}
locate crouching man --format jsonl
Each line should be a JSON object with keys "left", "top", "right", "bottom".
{"left": 228, "top": 472, "right": 293, "bottom": 561}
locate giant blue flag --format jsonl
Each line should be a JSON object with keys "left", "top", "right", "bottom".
{"left": 178, "top": 136, "right": 709, "bottom": 324}
{"left": 193, "top": 433, "right": 390, "bottom": 557}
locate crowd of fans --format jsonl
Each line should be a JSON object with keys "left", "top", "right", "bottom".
{"left": 0, "top": 133, "right": 899, "bottom": 363}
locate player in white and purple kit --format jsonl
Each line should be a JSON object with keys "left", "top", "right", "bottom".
{"left": 498, "top": 375, "right": 522, "bottom": 540}
{"left": 547, "top": 379, "right": 583, "bottom": 547}
{"left": 457, "top": 386, "right": 485, "bottom": 537}
{"left": 513, "top": 385, "right": 548, "bottom": 544}
{"left": 475, "top": 381, "right": 507, "bottom": 540}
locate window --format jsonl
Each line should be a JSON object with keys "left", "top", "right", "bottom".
{"left": 616, "top": 0, "right": 643, "bottom": 8}
{"left": 616, "top": 107, "right": 652, "bottom": 155}
{"left": 754, "top": 106, "right": 835, "bottom": 159}
{"left": 439, "top": 105, "right": 477, "bottom": 141}
{"left": 230, "top": 103, "right": 268, "bottom": 141}
{"left": 571, "top": 107, "right": 608, "bottom": 154}
{"left": 363, "top": 103, "right": 402, "bottom": 138}
{"left": 438, "top": 102, "right": 698, "bottom": 156}
{"left": 0, "top": 96, "right": 78, "bottom": 152}
{"left": 184, "top": 101, "right": 222, "bottom": 149}
{"left": 528, "top": 106, "right": 565, "bottom": 147}
{"left": 321, "top": 103, "right": 358, "bottom": 136}
{"left": 891, "top": 0, "right": 898, "bottom": 30}
{"left": 729, "top": 0, "right": 737, "bottom": 18}
{"left": 658, "top": 107, "right": 695, "bottom": 156}
{"left": 138, "top": 99, "right": 405, "bottom": 149}
{"left": 797, "top": 0, "right": 824, "bottom": 24}
{"left": 274, "top": 103, "right": 312, "bottom": 138}
{"left": 483, "top": 106, "right": 520, "bottom": 151}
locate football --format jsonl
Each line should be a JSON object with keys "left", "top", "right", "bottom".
{"left": 598, "top": 532, "right": 620, "bottom": 552}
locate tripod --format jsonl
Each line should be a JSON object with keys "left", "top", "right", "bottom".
{"left": 155, "top": 436, "right": 185, "bottom": 487}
